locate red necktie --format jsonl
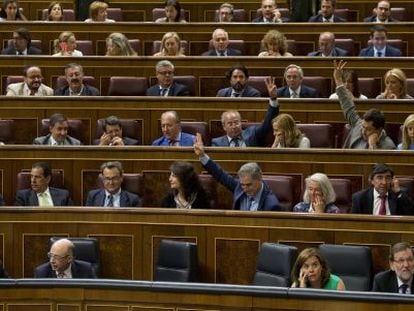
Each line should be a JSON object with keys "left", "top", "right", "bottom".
{"left": 379, "top": 195, "right": 387, "bottom": 215}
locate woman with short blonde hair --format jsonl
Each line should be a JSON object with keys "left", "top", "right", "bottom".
{"left": 85, "top": 1, "right": 115, "bottom": 22}
{"left": 153, "top": 32, "right": 185, "bottom": 57}
{"left": 53, "top": 31, "right": 83, "bottom": 56}
{"left": 376, "top": 68, "right": 412, "bottom": 99}
{"left": 258, "top": 30, "right": 292, "bottom": 57}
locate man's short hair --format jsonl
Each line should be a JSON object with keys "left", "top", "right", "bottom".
{"left": 156, "top": 60, "right": 174, "bottom": 72}
{"left": 102, "top": 116, "right": 122, "bottom": 132}
{"left": 23, "top": 65, "right": 40, "bottom": 76}
{"left": 161, "top": 110, "right": 180, "bottom": 123}
{"left": 225, "top": 64, "right": 249, "bottom": 79}
{"left": 49, "top": 113, "right": 67, "bottom": 128}
{"left": 100, "top": 161, "right": 124, "bottom": 176}
{"left": 324, "top": 0, "right": 337, "bottom": 7}
{"left": 363, "top": 108, "right": 385, "bottom": 130}
{"left": 64, "top": 63, "right": 83, "bottom": 75}
{"left": 284, "top": 64, "right": 304, "bottom": 79}
{"left": 32, "top": 161, "right": 52, "bottom": 178}
{"left": 238, "top": 162, "right": 262, "bottom": 180}
{"left": 212, "top": 28, "right": 228, "bottom": 40}
{"left": 370, "top": 24, "right": 387, "bottom": 36}
{"left": 220, "top": 2, "right": 234, "bottom": 13}
{"left": 220, "top": 110, "right": 241, "bottom": 125}
{"left": 389, "top": 242, "right": 413, "bottom": 261}
{"left": 14, "top": 28, "right": 31, "bottom": 47}
{"left": 369, "top": 163, "right": 394, "bottom": 180}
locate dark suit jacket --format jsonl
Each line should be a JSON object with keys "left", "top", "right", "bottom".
{"left": 54, "top": 84, "right": 100, "bottom": 96}
{"left": 359, "top": 45, "right": 402, "bottom": 57}
{"left": 160, "top": 191, "right": 211, "bottom": 209}
{"left": 152, "top": 131, "right": 195, "bottom": 146}
{"left": 145, "top": 82, "right": 190, "bottom": 96}
{"left": 277, "top": 85, "right": 319, "bottom": 98}
{"left": 216, "top": 85, "right": 261, "bottom": 97}
{"left": 364, "top": 15, "right": 399, "bottom": 23}
{"left": 33, "top": 134, "right": 81, "bottom": 145}
{"left": 308, "top": 14, "right": 346, "bottom": 22}
{"left": 372, "top": 270, "right": 412, "bottom": 293}
{"left": 308, "top": 47, "right": 349, "bottom": 56}
{"left": 15, "top": 187, "right": 73, "bottom": 206}
{"left": 202, "top": 158, "right": 280, "bottom": 211}
{"left": 211, "top": 104, "right": 279, "bottom": 147}
{"left": 1, "top": 45, "right": 42, "bottom": 55}
{"left": 34, "top": 260, "right": 97, "bottom": 278}
{"left": 201, "top": 48, "right": 241, "bottom": 56}
{"left": 251, "top": 16, "right": 289, "bottom": 23}
{"left": 85, "top": 188, "right": 142, "bottom": 207}
{"left": 352, "top": 187, "right": 414, "bottom": 215}
{"left": 92, "top": 136, "right": 139, "bottom": 145}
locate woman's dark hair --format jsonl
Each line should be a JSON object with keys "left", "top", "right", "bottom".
{"left": 47, "top": 1, "right": 63, "bottom": 21}
{"left": 343, "top": 69, "right": 361, "bottom": 98}
{"left": 170, "top": 161, "right": 204, "bottom": 200}
{"left": 164, "top": 0, "right": 182, "bottom": 22}
{"left": 0, "top": 0, "right": 26, "bottom": 20}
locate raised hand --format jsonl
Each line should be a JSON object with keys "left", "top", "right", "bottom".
{"left": 194, "top": 133, "right": 205, "bottom": 156}
{"left": 333, "top": 60, "right": 347, "bottom": 86}
{"left": 265, "top": 76, "right": 277, "bottom": 98}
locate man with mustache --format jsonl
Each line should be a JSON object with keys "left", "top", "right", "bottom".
{"left": 6, "top": 65, "right": 53, "bottom": 96}
{"left": 216, "top": 65, "right": 261, "bottom": 97}
{"left": 54, "top": 63, "right": 100, "bottom": 96}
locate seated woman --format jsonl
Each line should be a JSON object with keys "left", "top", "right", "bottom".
{"left": 46, "top": 1, "right": 63, "bottom": 21}
{"left": 153, "top": 32, "right": 185, "bottom": 57}
{"left": 106, "top": 33, "right": 137, "bottom": 56}
{"left": 329, "top": 69, "right": 367, "bottom": 100}
{"left": 271, "top": 114, "right": 310, "bottom": 148}
{"left": 291, "top": 248, "right": 346, "bottom": 290}
{"left": 293, "top": 173, "right": 339, "bottom": 213}
{"left": 160, "top": 161, "right": 210, "bottom": 209}
{"left": 258, "top": 30, "right": 292, "bottom": 57}
{"left": 85, "top": 1, "right": 115, "bottom": 22}
{"left": 0, "top": 0, "right": 27, "bottom": 21}
{"left": 155, "top": 0, "right": 186, "bottom": 23}
{"left": 52, "top": 31, "right": 83, "bottom": 56}
{"left": 376, "top": 68, "right": 413, "bottom": 99}
{"left": 398, "top": 114, "right": 414, "bottom": 150}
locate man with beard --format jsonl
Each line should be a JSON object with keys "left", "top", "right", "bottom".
{"left": 54, "top": 63, "right": 100, "bottom": 96}
{"left": 201, "top": 28, "right": 241, "bottom": 56}
{"left": 6, "top": 65, "right": 53, "bottom": 96}
{"left": 308, "top": 0, "right": 346, "bottom": 22}
{"left": 216, "top": 65, "right": 261, "bottom": 97}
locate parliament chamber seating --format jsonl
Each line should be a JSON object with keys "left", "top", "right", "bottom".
{"left": 396, "top": 176, "right": 414, "bottom": 201}
{"left": 334, "top": 8, "right": 358, "bottom": 22}
{"left": 74, "top": 40, "right": 94, "bottom": 55}
{"left": 329, "top": 178, "right": 352, "bottom": 213}
{"left": 152, "top": 8, "right": 188, "bottom": 21}
{"left": 94, "top": 119, "right": 143, "bottom": 145}
{"left": 334, "top": 38, "right": 357, "bottom": 56}
{"left": 127, "top": 39, "right": 141, "bottom": 55}
{"left": 254, "top": 7, "right": 290, "bottom": 22}
{"left": 152, "top": 40, "right": 188, "bottom": 55}
{"left": 16, "top": 169, "right": 64, "bottom": 190}
{"left": 302, "top": 76, "right": 332, "bottom": 98}
{"left": 54, "top": 75, "right": 96, "bottom": 90}
{"left": 253, "top": 243, "right": 298, "bottom": 287}
{"left": 213, "top": 8, "right": 246, "bottom": 22}
{"left": 3, "top": 75, "right": 24, "bottom": 95}
{"left": 207, "top": 39, "right": 245, "bottom": 55}
{"left": 248, "top": 76, "right": 268, "bottom": 97}
{"left": 407, "top": 79, "right": 414, "bottom": 97}
{"left": 358, "top": 77, "right": 382, "bottom": 99}
{"left": 107, "top": 8, "right": 123, "bottom": 21}
{"left": 297, "top": 123, "right": 335, "bottom": 148}
{"left": 180, "top": 121, "right": 209, "bottom": 145}
{"left": 40, "top": 118, "right": 87, "bottom": 144}
{"left": 0, "top": 119, "right": 15, "bottom": 144}
{"left": 107, "top": 76, "right": 148, "bottom": 96}
{"left": 148, "top": 75, "right": 197, "bottom": 96}
{"left": 262, "top": 175, "right": 296, "bottom": 211}
{"left": 95, "top": 173, "right": 144, "bottom": 198}
{"left": 198, "top": 174, "right": 218, "bottom": 209}
{"left": 40, "top": 8, "right": 75, "bottom": 21}
{"left": 390, "top": 7, "right": 407, "bottom": 21}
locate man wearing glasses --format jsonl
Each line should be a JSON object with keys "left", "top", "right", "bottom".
{"left": 34, "top": 238, "right": 96, "bottom": 278}
{"left": 373, "top": 242, "right": 414, "bottom": 294}
{"left": 276, "top": 64, "right": 319, "bottom": 98}
{"left": 146, "top": 60, "right": 190, "bottom": 96}
{"left": 85, "top": 161, "right": 142, "bottom": 207}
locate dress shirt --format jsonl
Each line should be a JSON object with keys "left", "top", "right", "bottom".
{"left": 168, "top": 132, "right": 183, "bottom": 146}
{"left": 37, "top": 188, "right": 54, "bottom": 207}
{"left": 56, "top": 265, "right": 72, "bottom": 278}
{"left": 16, "top": 49, "right": 27, "bottom": 55}
{"left": 323, "top": 16, "right": 334, "bottom": 22}
{"left": 104, "top": 189, "right": 121, "bottom": 207}
{"left": 159, "top": 86, "right": 170, "bottom": 96}
{"left": 241, "top": 184, "right": 264, "bottom": 211}
{"left": 49, "top": 136, "right": 64, "bottom": 145}
{"left": 23, "top": 83, "right": 40, "bottom": 96}
{"left": 373, "top": 188, "right": 390, "bottom": 215}
{"left": 226, "top": 135, "right": 246, "bottom": 147}
{"left": 397, "top": 278, "right": 411, "bottom": 294}
{"left": 290, "top": 87, "right": 301, "bottom": 98}
{"left": 374, "top": 47, "right": 386, "bottom": 57}
{"left": 216, "top": 50, "right": 227, "bottom": 56}
{"left": 231, "top": 89, "right": 241, "bottom": 97}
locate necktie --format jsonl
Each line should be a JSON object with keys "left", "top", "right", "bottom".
{"left": 376, "top": 51, "right": 382, "bottom": 57}
{"left": 231, "top": 137, "right": 240, "bottom": 147}
{"left": 291, "top": 91, "right": 298, "bottom": 98}
{"left": 400, "top": 284, "right": 409, "bottom": 294}
{"left": 38, "top": 192, "right": 52, "bottom": 207}
{"left": 18, "top": 51, "right": 24, "bottom": 55}
{"left": 219, "top": 51, "right": 225, "bottom": 56}
{"left": 379, "top": 195, "right": 387, "bottom": 215}
{"left": 57, "top": 272, "right": 65, "bottom": 278}
{"left": 248, "top": 197, "right": 255, "bottom": 211}
{"left": 232, "top": 92, "right": 240, "bottom": 98}
{"left": 160, "top": 88, "right": 168, "bottom": 96}
{"left": 107, "top": 194, "right": 114, "bottom": 207}
{"left": 29, "top": 90, "right": 35, "bottom": 96}
{"left": 169, "top": 139, "right": 177, "bottom": 146}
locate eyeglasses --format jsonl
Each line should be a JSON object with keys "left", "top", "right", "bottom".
{"left": 393, "top": 257, "right": 414, "bottom": 265}
{"left": 103, "top": 176, "right": 121, "bottom": 182}
{"left": 47, "top": 252, "right": 68, "bottom": 260}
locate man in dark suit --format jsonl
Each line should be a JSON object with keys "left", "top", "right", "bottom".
{"left": 195, "top": 133, "right": 280, "bottom": 211}
{"left": 213, "top": 77, "right": 279, "bottom": 147}
{"left": 146, "top": 60, "right": 190, "bottom": 96}
{"left": 15, "top": 162, "right": 73, "bottom": 206}
{"left": 252, "top": 0, "right": 283, "bottom": 23}
{"left": 152, "top": 111, "right": 195, "bottom": 146}
{"left": 217, "top": 65, "right": 261, "bottom": 98}
{"left": 94, "top": 115, "right": 139, "bottom": 146}
{"left": 352, "top": 163, "right": 414, "bottom": 215}
{"left": 201, "top": 28, "right": 241, "bottom": 56}
{"left": 86, "top": 161, "right": 142, "bottom": 207}
{"left": 359, "top": 25, "right": 402, "bottom": 57}
{"left": 34, "top": 238, "right": 96, "bottom": 278}
{"left": 54, "top": 63, "right": 100, "bottom": 96}
{"left": 1, "top": 28, "right": 42, "bottom": 55}
{"left": 308, "top": 32, "right": 349, "bottom": 57}
{"left": 277, "top": 64, "right": 319, "bottom": 98}
{"left": 33, "top": 113, "right": 81, "bottom": 145}
{"left": 364, "top": 1, "right": 399, "bottom": 23}
{"left": 308, "top": 0, "right": 346, "bottom": 22}
{"left": 373, "top": 242, "right": 414, "bottom": 294}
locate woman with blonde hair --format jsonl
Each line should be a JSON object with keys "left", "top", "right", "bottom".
{"left": 106, "top": 33, "right": 137, "bottom": 56}
{"left": 376, "top": 68, "right": 413, "bottom": 99}
{"left": 153, "top": 32, "right": 185, "bottom": 57}
{"left": 398, "top": 114, "right": 414, "bottom": 150}
{"left": 271, "top": 114, "right": 310, "bottom": 148}
{"left": 85, "top": 1, "right": 114, "bottom": 22}
{"left": 46, "top": 1, "right": 63, "bottom": 21}
{"left": 258, "top": 30, "right": 292, "bottom": 57}
{"left": 52, "top": 31, "right": 83, "bottom": 56}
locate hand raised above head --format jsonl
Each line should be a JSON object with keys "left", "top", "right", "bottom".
{"left": 333, "top": 60, "right": 347, "bottom": 86}
{"left": 265, "top": 76, "right": 277, "bottom": 98}
{"left": 194, "top": 133, "right": 205, "bottom": 156}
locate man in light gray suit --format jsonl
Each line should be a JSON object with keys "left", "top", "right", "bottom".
{"left": 6, "top": 65, "right": 53, "bottom": 96}
{"left": 33, "top": 113, "right": 81, "bottom": 145}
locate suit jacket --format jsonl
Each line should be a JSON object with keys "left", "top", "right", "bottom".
{"left": 359, "top": 45, "right": 402, "bottom": 57}
{"left": 201, "top": 48, "right": 241, "bottom": 56}
{"left": 6, "top": 82, "right": 54, "bottom": 96}
{"left": 92, "top": 136, "right": 139, "bottom": 145}
{"left": 251, "top": 16, "right": 288, "bottom": 23}
{"left": 152, "top": 131, "right": 195, "bottom": 146}
{"left": 277, "top": 85, "right": 319, "bottom": 98}
{"left": 85, "top": 188, "right": 142, "bottom": 207}
{"left": 216, "top": 85, "right": 261, "bottom": 97}
{"left": 1, "top": 45, "right": 42, "bottom": 55}
{"left": 307, "top": 47, "right": 349, "bottom": 57}
{"left": 308, "top": 14, "right": 346, "bottom": 22}
{"left": 34, "top": 260, "right": 97, "bottom": 278}
{"left": 352, "top": 187, "right": 414, "bottom": 215}
{"left": 33, "top": 134, "right": 81, "bottom": 145}
{"left": 146, "top": 82, "right": 190, "bottom": 96}
{"left": 15, "top": 187, "right": 73, "bottom": 206}
{"left": 364, "top": 15, "right": 399, "bottom": 23}
{"left": 54, "top": 84, "right": 100, "bottom": 96}
{"left": 160, "top": 191, "right": 211, "bottom": 209}
{"left": 211, "top": 104, "right": 279, "bottom": 147}
{"left": 373, "top": 270, "right": 412, "bottom": 293}
{"left": 202, "top": 158, "right": 280, "bottom": 211}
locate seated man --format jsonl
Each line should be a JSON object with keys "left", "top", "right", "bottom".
{"left": 333, "top": 60, "right": 395, "bottom": 149}
{"left": 308, "top": 0, "right": 346, "bottom": 22}
{"left": 364, "top": 1, "right": 399, "bottom": 23}
{"left": 252, "top": 0, "right": 283, "bottom": 23}
{"left": 54, "top": 63, "right": 100, "bottom": 96}
{"left": 352, "top": 163, "right": 413, "bottom": 215}
{"left": 308, "top": 32, "right": 349, "bottom": 57}
{"left": 373, "top": 242, "right": 414, "bottom": 293}
{"left": 359, "top": 25, "right": 402, "bottom": 57}
{"left": 33, "top": 113, "right": 81, "bottom": 145}
{"left": 146, "top": 60, "right": 190, "bottom": 96}
{"left": 194, "top": 133, "right": 280, "bottom": 211}
{"left": 86, "top": 161, "right": 142, "bottom": 207}
{"left": 217, "top": 3, "right": 234, "bottom": 22}
{"left": 6, "top": 65, "right": 53, "bottom": 96}
{"left": 152, "top": 111, "right": 195, "bottom": 146}
{"left": 1, "top": 28, "right": 42, "bottom": 55}
{"left": 15, "top": 161, "right": 73, "bottom": 206}
{"left": 202, "top": 28, "right": 241, "bottom": 56}
{"left": 217, "top": 65, "right": 261, "bottom": 97}
{"left": 34, "top": 238, "right": 97, "bottom": 278}
{"left": 213, "top": 77, "right": 279, "bottom": 147}
{"left": 277, "top": 64, "right": 319, "bottom": 98}
{"left": 94, "top": 115, "right": 139, "bottom": 146}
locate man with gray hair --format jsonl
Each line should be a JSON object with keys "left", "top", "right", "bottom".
{"left": 194, "top": 133, "right": 280, "bottom": 211}
{"left": 201, "top": 28, "right": 241, "bottom": 56}
{"left": 146, "top": 60, "right": 190, "bottom": 96}
{"left": 152, "top": 110, "right": 195, "bottom": 146}
{"left": 54, "top": 63, "right": 100, "bottom": 96}
{"left": 33, "top": 113, "right": 81, "bottom": 145}
{"left": 277, "top": 64, "right": 319, "bottom": 98}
